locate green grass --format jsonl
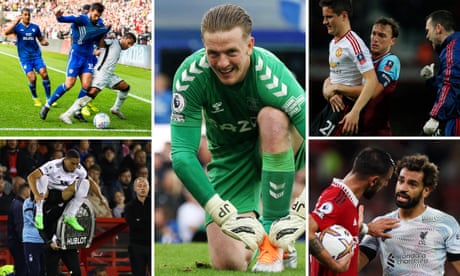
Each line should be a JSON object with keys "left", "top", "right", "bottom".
{"left": 154, "top": 242, "right": 306, "bottom": 275}
{"left": 0, "top": 43, "right": 151, "bottom": 137}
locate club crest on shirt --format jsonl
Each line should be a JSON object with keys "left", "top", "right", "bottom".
{"left": 335, "top": 47, "right": 343, "bottom": 57}
{"left": 357, "top": 53, "right": 366, "bottom": 65}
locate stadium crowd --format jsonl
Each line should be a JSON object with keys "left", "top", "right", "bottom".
{"left": 0, "top": 139, "right": 152, "bottom": 218}
{"left": 0, "top": 0, "right": 152, "bottom": 44}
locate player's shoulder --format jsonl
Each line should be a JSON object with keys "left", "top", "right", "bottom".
{"left": 381, "top": 52, "right": 401, "bottom": 64}
{"left": 424, "top": 206, "right": 458, "bottom": 225}
{"left": 251, "top": 46, "right": 283, "bottom": 65}
{"left": 173, "top": 48, "right": 210, "bottom": 92}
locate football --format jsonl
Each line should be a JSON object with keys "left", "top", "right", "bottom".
{"left": 319, "top": 224, "right": 354, "bottom": 260}
{"left": 93, "top": 113, "right": 110, "bottom": 129}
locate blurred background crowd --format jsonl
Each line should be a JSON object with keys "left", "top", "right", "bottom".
{"left": 0, "top": 0, "right": 152, "bottom": 44}
{"left": 0, "top": 139, "right": 151, "bottom": 219}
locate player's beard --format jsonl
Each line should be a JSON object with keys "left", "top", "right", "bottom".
{"left": 363, "top": 184, "right": 379, "bottom": 200}
{"left": 395, "top": 191, "right": 423, "bottom": 209}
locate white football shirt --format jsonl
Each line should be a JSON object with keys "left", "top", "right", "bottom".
{"left": 39, "top": 158, "right": 87, "bottom": 191}
{"left": 328, "top": 30, "right": 374, "bottom": 86}
{"left": 360, "top": 206, "right": 460, "bottom": 275}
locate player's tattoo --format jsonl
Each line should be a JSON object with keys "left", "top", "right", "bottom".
{"left": 309, "top": 237, "right": 325, "bottom": 257}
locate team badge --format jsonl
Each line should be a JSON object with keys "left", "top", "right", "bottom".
{"left": 384, "top": 60, "right": 394, "bottom": 72}
{"left": 335, "top": 48, "right": 343, "bottom": 57}
{"left": 56, "top": 199, "right": 95, "bottom": 250}
{"left": 357, "top": 53, "right": 366, "bottom": 65}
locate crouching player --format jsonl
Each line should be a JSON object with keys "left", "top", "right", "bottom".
{"left": 59, "top": 32, "right": 137, "bottom": 124}
{"left": 170, "top": 4, "right": 306, "bottom": 272}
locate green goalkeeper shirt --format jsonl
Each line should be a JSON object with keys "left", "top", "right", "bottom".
{"left": 170, "top": 47, "right": 306, "bottom": 206}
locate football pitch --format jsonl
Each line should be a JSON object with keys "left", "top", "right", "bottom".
{"left": 154, "top": 242, "right": 306, "bottom": 275}
{"left": 0, "top": 43, "right": 151, "bottom": 137}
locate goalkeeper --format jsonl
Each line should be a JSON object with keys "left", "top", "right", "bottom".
{"left": 170, "top": 4, "right": 305, "bottom": 272}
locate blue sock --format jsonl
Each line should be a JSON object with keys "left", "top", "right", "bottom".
{"left": 43, "top": 79, "right": 51, "bottom": 98}
{"left": 47, "top": 84, "right": 67, "bottom": 106}
{"left": 29, "top": 82, "right": 37, "bottom": 98}
{"left": 77, "top": 88, "right": 87, "bottom": 99}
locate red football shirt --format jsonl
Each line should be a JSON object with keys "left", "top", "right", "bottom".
{"left": 310, "top": 178, "right": 360, "bottom": 276}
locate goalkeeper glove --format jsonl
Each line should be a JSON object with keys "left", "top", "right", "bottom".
{"left": 268, "top": 198, "right": 306, "bottom": 252}
{"left": 420, "top": 63, "right": 435, "bottom": 80}
{"left": 423, "top": 117, "right": 439, "bottom": 135}
{"left": 205, "top": 195, "right": 265, "bottom": 251}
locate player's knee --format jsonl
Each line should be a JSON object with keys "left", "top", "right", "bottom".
{"left": 120, "top": 84, "right": 130, "bottom": 92}
{"left": 257, "top": 106, "right": 289, "bottom": 125}
{"left": 210, "top": 251, "right": 251, "bottom": 271}
{"left": 258, "top": 107, "right": 290, "bottom": 135}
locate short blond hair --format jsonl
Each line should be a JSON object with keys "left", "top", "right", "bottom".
{"left": 201, "top": 4, "right": 252, "bottom": 39}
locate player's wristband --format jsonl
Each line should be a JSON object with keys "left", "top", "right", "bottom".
{"left": 360, "top": 223, "right": 368, "bottom": 235}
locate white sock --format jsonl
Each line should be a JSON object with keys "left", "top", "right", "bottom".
{"left": 112, "top": 90, "right": 128, "bottom": 110}
{"left": 64, "top": 179, "right": 89, "bottom": 217}
{"left": 63, "top": 96, "right": 93, "bottom": 117}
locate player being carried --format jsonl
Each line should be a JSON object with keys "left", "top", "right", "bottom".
{"left": 39, "top": 2, "right": 110, "bottom": 121}
{"left": 27, "top": 149, "right": 105, "bottom": 232}
{"left": 59, "top": 32, "right": 137, "bottom": 124}
{"left": 3, "top": 8, "right": 52, "bottom": 107}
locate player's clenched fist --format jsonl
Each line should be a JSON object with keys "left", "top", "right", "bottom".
{"left": 205, "top": 195, "right": 265, "bottom": 251}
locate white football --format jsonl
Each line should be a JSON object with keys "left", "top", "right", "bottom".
{"left": 93, "top": 112, "right": 110, "bottom": 129}
{"left": 319, "top": 224, "right": 354, "bottom": 260}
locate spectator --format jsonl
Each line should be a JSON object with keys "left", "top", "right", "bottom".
{"left": 113, "top": 167, "right": 134, "bottom": 206}
{"left": 87, "top": 164, "right": 112, "bottom": 217}
{"left": 0, "top": 140, "right": 20, "bottom": 182}
{"left": 154, "top": 73, "right": 172, "bottom": 124}
{"left": 82, "top": 153, "right": 97, "bottom": 172}
{"left": 124, "top": 177, "right": 151, "bottom": 276}
{"left": 17, "top": 140, "right": 45, "bottom": 179}
{"left": 134, "top": 164, "right": 150, "bottom": 181}
{"left": 112, "top": 190, "right": 126, "bottom": 218}
{"left": 98, "top": 145, "right": 119, "bottom": 195}
{"left": 177, "top": 188, "right": 205, "bottom": 242}
{"left": 0, "top": 174, "right": 14, "bottom": 215}
{"left": 73, "top": 140, "right": 93, "bottom": 162}
{"left": 120, "top": 143, "right": 144, "bottom": 176}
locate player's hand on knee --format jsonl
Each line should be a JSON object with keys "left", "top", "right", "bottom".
{"left": 205, "top": 195, "right": 265, "bottom": 251}
{"left": 269, "top": 198, "right": 306, "bottom": 251}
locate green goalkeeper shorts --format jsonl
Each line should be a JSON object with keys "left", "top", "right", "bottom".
{"left": 204, "top": 140, "right": 305, "bottom": 225}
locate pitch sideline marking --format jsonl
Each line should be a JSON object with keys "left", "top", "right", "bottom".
{"left": 0, "top": 50, "right": 151, "bottom": 104}
{"left": 0, "top": 127, "right": 150, "bottom": 133}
